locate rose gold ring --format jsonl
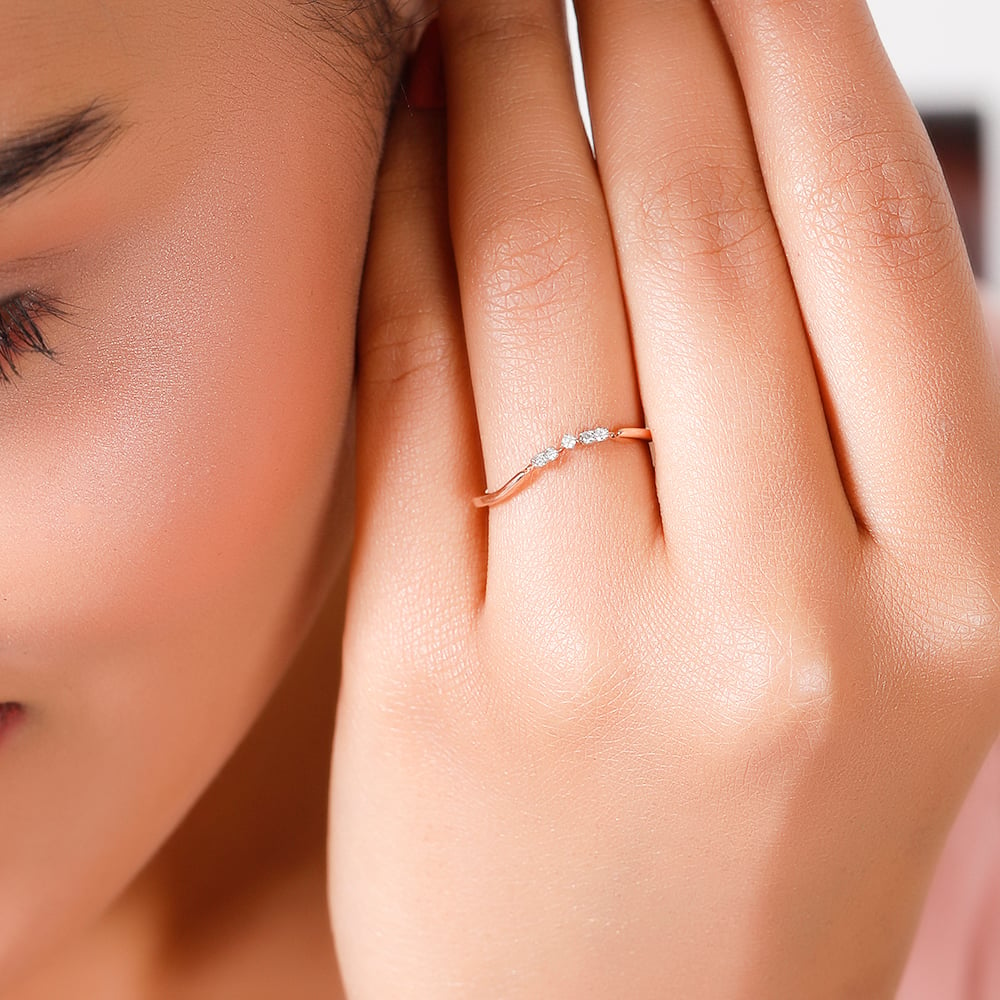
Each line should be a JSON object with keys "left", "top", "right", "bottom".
{"left": 473, "top": 425, "right": 653, "bottom": 508}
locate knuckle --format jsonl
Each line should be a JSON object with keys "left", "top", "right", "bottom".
{"left": 716, "top": 646, "right": 837, "bottom": 790}
{"left": 618, "top": 151, "right": 780, "bottom": 281}
{"left": 727, "top": 613, "right": 836, "bottom": 737}
{"left": 482, "top": 601, "right": 650, "bottom": 744}
{"left": 676, "top": 573, "right": 843, "bottom": 753}
{"left": 494, "top": 579, "right": 845, "bottom": 764}
{"left": 447, "top": 4, "right": 554, "bottom": 54}
{"left": 801, "top": 127, "right": 965, "bottom": 281}
{"left": 469, "top": 201, "right": 598, "bottom": 344}
{"left": 358, "top": 308, "right": 458, "bottom": 394}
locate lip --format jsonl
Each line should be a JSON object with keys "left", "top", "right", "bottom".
{"left": 0, "top": 702, "right": 24, "bottom": 742}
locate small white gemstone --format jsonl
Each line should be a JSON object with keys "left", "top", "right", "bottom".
{"left": 579, "top": 426, "right": 610, "bottom": 444}
{"left": 561, "top": 434, "right": 577, "bottom": 449}
{"left": 531, "top": 446, "right": 559, "bottom": 467}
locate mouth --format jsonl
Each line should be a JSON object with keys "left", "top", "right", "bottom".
{"left": 0, "top": 702, "right": 24, "bottom": 739}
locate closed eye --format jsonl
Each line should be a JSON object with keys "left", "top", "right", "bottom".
{"left": 0, "top": 292, "right": 63, "bottom": 384}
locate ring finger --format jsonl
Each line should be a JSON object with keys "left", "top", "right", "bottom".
{"left": 439, "top": 0, "right": 660, "bottom": 588}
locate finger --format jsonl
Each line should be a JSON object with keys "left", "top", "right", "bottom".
{"left": 574, "top": 0, "right": 858, "bottom": 564}
{"left": 439, "top": 0, "right": 660, "bottom": 580}
{"left": 353, "top": 23, "right": 484, "bottom": 638}
{"left": 708, "top": 0, "right": 1000, "bottom": 563}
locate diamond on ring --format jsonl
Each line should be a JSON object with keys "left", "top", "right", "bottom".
{"left": 578, "top": 426, "right": 610, "bottom": 444}
{"left": 531, "top": 446, "right": 560, "bottom": 468}
{"left": 472, "top": 423, "right": 653, "bottom": 508}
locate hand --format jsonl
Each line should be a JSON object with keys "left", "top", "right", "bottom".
{"left": 330, "top": 2, "right": 1000, "bottom": 996}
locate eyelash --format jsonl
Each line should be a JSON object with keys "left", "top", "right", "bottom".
{"left": 0, "top": 291, "right": 61, "bottom": 384}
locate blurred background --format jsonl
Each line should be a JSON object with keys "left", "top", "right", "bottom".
{"left": 567, "top": 0, "right": 996, "bottom": 282}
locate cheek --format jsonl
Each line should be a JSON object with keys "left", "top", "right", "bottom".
{"left": 0, "top": 141, "right": 363, "bottom": 974}
{"left": 6, "top": 154, "right": 356, "bottom": 669}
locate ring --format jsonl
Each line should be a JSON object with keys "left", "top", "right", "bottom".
{"left": 473, "top": 425, "right": 653, "bottom": 508}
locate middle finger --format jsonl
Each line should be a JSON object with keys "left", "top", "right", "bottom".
{"left": 576, "top": 0, "right": 859, "bottom": 567}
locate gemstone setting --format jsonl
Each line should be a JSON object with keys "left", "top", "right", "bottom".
{"left": 531, "top": 446, "right": 560, "bottom": 468}
{"left": 578, "top": 426, "right": 610, "bottom": 444}
{"left": 527, "top": 427, "right": 616, "bottom": 473}
{"left": 475, "top": 424, "right": 651, "bottom": 507}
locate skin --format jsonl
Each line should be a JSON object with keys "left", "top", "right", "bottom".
{"left": 335, "top": 1, "right": 1000, "bottom": 997}
{"left": 1, "top": 0, "right": 997, "bottom": 996}
{"left": 0, "top": 1, "right": 424, "bottom": 995}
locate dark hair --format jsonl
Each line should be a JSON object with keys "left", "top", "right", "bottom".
{"left": 285, "top": 0, "right": 433, "bottom": 154}
{"left": 290, "top": 1, "right": 419, "bottom": 93}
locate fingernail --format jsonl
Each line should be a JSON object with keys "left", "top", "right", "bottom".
{"left": 403, "top": 19, "right": 444, "bottom": 110}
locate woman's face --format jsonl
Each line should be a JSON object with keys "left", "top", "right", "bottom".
{"left": 0, "top": 0, "right": 406, "bottom": 978}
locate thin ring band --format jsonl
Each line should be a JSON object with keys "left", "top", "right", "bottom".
{"left": 473, "top": 425, "right": 653, "bottom": 508}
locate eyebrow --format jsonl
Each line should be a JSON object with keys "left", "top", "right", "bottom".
{"left": 0, "top": 101, "right": 123, "bottom": 207}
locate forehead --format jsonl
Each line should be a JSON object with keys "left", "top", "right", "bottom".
{"left": 0, "top": 1, "right": 384, "bottom": 266}
{"left": 3, "top": 5, "right": 173, "bottom": 115}
{"left": 0, "top": 2, "right": 317, "bottom": 134}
